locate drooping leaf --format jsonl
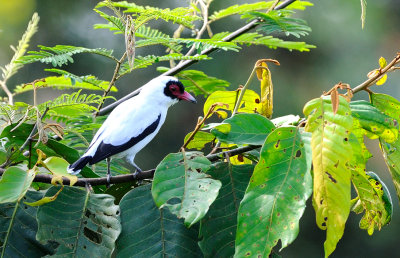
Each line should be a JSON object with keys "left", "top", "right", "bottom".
{"left": 199, "top": 163, "right": 253, "bottom": 257}
{"left": 211, "top": 113, "right": 275, "bottom": 145}
{"left": 350, "top": 100, "right": 398, "bottom": 143}
{"left": 152, "top": 152, "right": 221, "bottom": 227}
{"left": 203, "top": 90, "right": 262, "bottom": 119}
{"left": 379, "top": 139, "right": 400, "bottom": 201}
{"left": 257, "top": 60, "right": 276, "bottom": 118}
{"left": 116, "top": 184, "right": 202, "bottom": 257}
{"left": 243, "top": 10, "right": 312, "bottom": 38}
{"left": 36, "top": 186, "right": 121, "bottom": 257}
{"left": 235, "top": 127, "right": 312, "bottom": 257}
{"left": 0, "top": 167, "right": 35, "bottom": 204}
{"left": 17, "top": 45, "right": 115, "bottom": 67}
{"left": 0, "top": 190, "right": 56, "bottom": 257}
{"left": 303, "top": 96, "right": 353, "bottom": 257}
{"left": 184, "top": 131, "right": 215, "bottom": 150}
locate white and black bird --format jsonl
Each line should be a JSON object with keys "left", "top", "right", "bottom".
{"left": 67, "top": 76, "right": 196, "bottom": 182}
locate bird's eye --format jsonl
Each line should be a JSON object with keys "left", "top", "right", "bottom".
{"left": 170, "top": 85, "right": 178, "bottom": 92}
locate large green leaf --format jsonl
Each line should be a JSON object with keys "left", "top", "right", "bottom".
{"left": 36, "top": 186, "right": 121, "bottom": 256}
{"left": 0, "top": 167, "right": 35, "bottom": 203}
{"left": 234, "top": 127, "right": 312, "bottom": 257}
{"left": 199, "top": 163, "right": 254, "bottom": 257}
{"left": 184, "top": 131, "right": 215, "bottom": 150}
{"left": 176, "top": 70, "right": 230, "bottom": 97}
{"left": 350, "top": 100, "right": 398, "bottom": 142}
{"left": 370, "top": 93, "right": 400, "bottom": 120}
{"left": 203, "top": 90, "right": 262, "bottom": 119}
{"left": 0, "top": 190, "right": 56, "bottom": 257}
{"left": 152, "top": 152, "right": 220, "bottom": 227}
{"left": 116, "top": 185, "right": 202, "bottom": 257}
{"left": 211, "top": 113, "right": 275, "bottom": 145}
{"left": 303, "top": 96, "right": 353, "bottom": 257}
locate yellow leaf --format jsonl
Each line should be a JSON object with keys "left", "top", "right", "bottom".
{"left": 378, "top": 56, "right": 387, "bottom": 68}
{"left": 256, "top": 59, "right": 279, "bottom": 119}
{"left": 42, "top": 157, "right": 78, "bottom": 186}
{"left": 376, "top": 74, "right": 387, "bottom": 85}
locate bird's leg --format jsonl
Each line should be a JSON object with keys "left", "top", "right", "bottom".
{"left": 106, "top": 157, "right": 111, "bottom": 188}
{"left": 131, "top": 161, "right": 142, "bottom": 180}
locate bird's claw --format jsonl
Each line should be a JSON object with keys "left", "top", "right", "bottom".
{"left": 106, "top": 173, "right": 111, "bottom": 188}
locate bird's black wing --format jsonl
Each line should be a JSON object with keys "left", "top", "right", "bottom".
{"left": 89, "top": 114, "right": 161, "bottom": 164}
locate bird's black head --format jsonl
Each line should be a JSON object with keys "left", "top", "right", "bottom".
{"left": 164, "top": 80, "right": 196, "bottom": 103}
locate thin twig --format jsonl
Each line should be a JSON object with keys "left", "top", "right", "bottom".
{"left": 98, "top": 0, "right": 298, "bottom": 116}
{"left": 0, "top": 80, "right": 13, "bottom": 105}
{"left": 352, "top": 53, "right": 400, "bottom": 94}
{"left": 95, "top": 52, "right": 127, "bottom": 116}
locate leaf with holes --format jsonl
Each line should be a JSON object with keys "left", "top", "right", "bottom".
{"left": 115, "top": 185, "right": 202, "bottom": 257}
{"left": 36, "top": 186, "right": 121, "bottom": 256}
{"left": 152, "top": 152, "right": 220, "bottom": 227}
{"left": 350, "top": 100, "right": 398, "bottom": 143}
{"left": 211, "top": 113, "right": 275, "bottom": 145}
{"left": 0, "top": 166, "right": 36, "bottom": 203}
{"left": 184, "top": 131, "right": 215, "bottom": 150}
{"left": 348, "top": 133, "right": 392, "bottom": 235}
{"left": 303, "top": 96, "right": 353, "bottom": 257}
{"left": 0, "top": 190, "right": 57, "bottom": 257}
{"left": 379, "top": 139, "right": 400, "bottom": 201}
{"left": 199, "top": 163, "right": 254, "bottom": 257}
{"left": 203, "top": 90, "right": 262, "bottom": 119}
{"left": 234, "top": 127, "right": 312, "bottom": 257}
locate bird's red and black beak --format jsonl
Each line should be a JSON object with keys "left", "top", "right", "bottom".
{"left": 178, "top": 91, "right": 197, "bottom": 103}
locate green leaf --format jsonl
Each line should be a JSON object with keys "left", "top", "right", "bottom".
{"left": 379, "top": 139, "right": 400, "bottom": 201}
{"left": 303, "top": 96, "right": 353, "bottom": 257}
{"left": 370, "top": 93, "right": 400, "bottom": 121}
{"left": 199, "top": 163, "right": 253, "bottom": 257}
{"left": 17, "top": 45, "right": 115, "bottom": 67}
{"left": 46, "top": 139, "right": 99, "bottom": 179}
{"left": 184, "top": 131, "right": 215, "bottom": 150}
{"left": 116, "top": 185, "right": 202, "bottom": 257}
{"left": 39, "top": 90, "right": 107, "bottom": 122}
{"left": 118, "top": 53, "right": 210, "bottom": 77}
{"left": 36, "top": 186, "right": 121, "bottom": 256}
{"left": 350, "top": 100, "right": 398, "bottom": 143}
{"left": 235, "top": 127, "right": 312, "bottom": 257}
{"left": 0, "top": 190, "right": 56, "bottom": 257}
{"left": 244, "top": 10, "right": 312, "bottom": 38}
{"left": 203, "top": 90, "right": 262, "bottom": 119}
{"left": 211, "top": 113, "right": 275, "bottom": 145}
{"left": 271, "top": 114, "right": 301, "bottom": 127}
{"left": 14, "top": 69, "right": 117, "bottom": 95}
{"left": 174, "top": 69, "right": 231, "bottom": 97}
{"left": 0, "top": 167, "right": 35, "bottom": 203}
{"left": 212, "top": 32, "right": 315, "bottom": 52}
{"left": 152, "top": 152, "right": 221, "bottom": 227}
{"left": 209, "top": 2, "right": 273, "bottom": 22}
{"left": 351, "top": 170, "right": 392, "bottom": 235}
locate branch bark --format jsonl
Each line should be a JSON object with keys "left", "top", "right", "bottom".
{"left": 0, "top": 145, "right": 261, "bottom": 187}
{"left": 97, "top": 0, "right": 298, "bottom": 116}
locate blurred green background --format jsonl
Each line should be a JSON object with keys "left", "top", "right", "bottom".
{"left": 0, "top": 0, "right": 399, "bottom": 257}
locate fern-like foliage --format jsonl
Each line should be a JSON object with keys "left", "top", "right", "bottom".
{"left": 39, "top": 90, "right": 110, "bottom": 122}
{"left": 209, "top": 2, "right": 273, "bottom": 22}
{"left": 96, "top": 1, "right": 200, "bottom": 29}
{"left": 1, "top": 13, "right": 39, "bottom": 82}
{"left": 93, "top": 9, "right": 126, "bottom": 34}
{"left": 14, "top": 69, "right": 117, "bottom": 95}
{"left": 17, "top": 45, "right": 116, "bottom": 67}
{"left": 135, "top": 26, "right": 182, "bottom": 52}
{"left": 243, "top": 10, "right": 312, "bottom": 38}
{"left": 212, "top": 32, "right": 315, "bottom": 52}
{"left": 118, "top": 53, "right": 210, "bottom": 77}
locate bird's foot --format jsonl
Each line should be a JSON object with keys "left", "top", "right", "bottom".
{"left": 132, "top": 168, "right": 142, "bottom": 183}
{"left": 106, "top": 173, "right": 111, "bottom": 188}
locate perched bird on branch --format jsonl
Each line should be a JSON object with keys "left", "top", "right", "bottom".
{"left": 67, "top": 76, "right": 196, "bottom": 183}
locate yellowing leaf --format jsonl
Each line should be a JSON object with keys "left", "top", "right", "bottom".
{"left": 42, "top": 157, "right": 78, "bottom": 186}
{"left": 376, "top": 74, "right": 387, "bottom": 86}
{"left": 256, "top": 61, "right": 275, "bottom": 118}
{"left": 203, "top": 90, "right": 262, "bottom": 118}
{"left": 379, "top": 56, "right": 387, "bottom": 68}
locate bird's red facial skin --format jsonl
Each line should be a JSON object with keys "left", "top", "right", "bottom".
{"left": 169, "top": 84, "right": 181, "bottom": 96}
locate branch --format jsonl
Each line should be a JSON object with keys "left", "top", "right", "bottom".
{"left": 0, "top": 145, "right": 261, "bottom": 187}
{"left": 352, "top": 53, "right": 400, "bottom": 94}
{"left": 97, "top": 0, "right": 298, "bottom": 116}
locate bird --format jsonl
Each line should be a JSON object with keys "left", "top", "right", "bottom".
{"left": 67, "top": 75, "right": 196, "bottom": 183}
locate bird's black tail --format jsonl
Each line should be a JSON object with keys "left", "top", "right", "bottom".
{"left": 67, "top": 156, "right": 92, "bottom": 175}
